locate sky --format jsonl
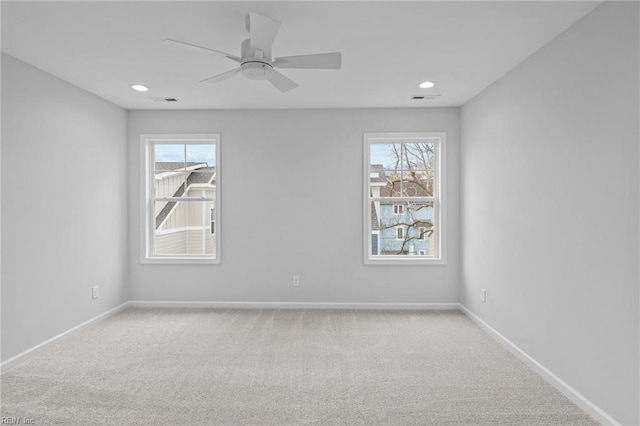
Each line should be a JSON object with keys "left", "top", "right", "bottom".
{"left": 155, "top": 144, "right": 215, "bottom": 166}
{"left": 370, "top": 143, "right": 398, "bottom": 169}
{"left": 154, "top": 142, "right": 431, "bottom": 169}
{"left": 370, "top": 142, "right": 434, "bottom": 169}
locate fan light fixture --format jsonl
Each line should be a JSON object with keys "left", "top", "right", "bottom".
{"left": 162, "top": 11, "right": 342, "bottom": 93}
{"left": 131, "top": 84, "right": 149, "bottom": 92}
{"left": 241, "top": 61, "right": 274, "bottom": 80}
{"left": 418, "top": 80, "right": 436, "bottom": 89}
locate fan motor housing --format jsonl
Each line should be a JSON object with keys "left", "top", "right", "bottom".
{"left": 240, "top": 60, "right": 274, "bottom": 80}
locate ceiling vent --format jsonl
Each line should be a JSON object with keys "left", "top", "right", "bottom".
{"left": 150, "top": 97, "right": 179, "bottom": 103}
{"left": 412, "top": 94, "right": 441, "bottom": 100}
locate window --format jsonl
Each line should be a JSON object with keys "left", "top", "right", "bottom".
{"left": 364, "top": 132, "right": 445, "bottom": 264}
{"left": 141, "top": 134, "right": 220, "bottom": 264}
{"left": 419, "top": 227, "right": 427, "bottom": 240}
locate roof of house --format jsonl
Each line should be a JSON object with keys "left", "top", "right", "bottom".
{"left": 379, "top": 173, "right": 433, "bottom": 197}
{"left": 187, "top": 167, "right": 215, "bottom": 184}
{"left": 155, "top": 162, "right": 205, "bottom": 173}
{"left": 370, "top": 200, "right": 380, "bottom": 231}
{"left": 371, "top": 164, "right": 433, "bottom": 197}
{"left": 370, "top": 164, "right": 387, "bottom": 184}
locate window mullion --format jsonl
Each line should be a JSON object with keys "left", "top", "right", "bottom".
{"left": 154, "top": 197, "right": 215, "bottom": 202}
{"left": 370, "top": 197, "right": 435, "bottom": 203}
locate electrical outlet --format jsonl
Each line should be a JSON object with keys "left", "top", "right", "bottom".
{"left": 292, "top": 276, "right": 300, "bottom": 287}
{"left": 480, "top": 288, "right": 486, "bottom": 303}
{"left": 92, "top": 286, "right": 99, "bottom": 300}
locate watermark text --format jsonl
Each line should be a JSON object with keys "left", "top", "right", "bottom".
{"left": 1, "top": 417, "right": 35, "bottom": 425}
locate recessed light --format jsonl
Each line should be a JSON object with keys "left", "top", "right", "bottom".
{"left": 131, "top": 84, "right": 149, "bottom": 92}
{"left": 418, "top": 80, "right": 436, "bottom": 89}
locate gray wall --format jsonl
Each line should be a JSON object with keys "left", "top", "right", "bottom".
{"left": 460, "top": 2, "right": 639, "bottom": 424}
{"left": 4, "top": 2, "right": 638, "bottom": 421}
{"left": 128, "top": 108, "right": 460, "bottom": 303}
{"left": 1, "top": 54, "right": 129, "bottom": 361}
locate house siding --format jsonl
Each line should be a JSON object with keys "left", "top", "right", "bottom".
{"left": 155, "top": 229, "right": 215, "bottom": 256}
{"left": 155, "top": 230, "right": 187, "bottom": 255}
{"left": 154, "top": 173, "right": 185, "bottom": 217}
{"left": 376, "top": 203, "right": 434, "bottom": 255}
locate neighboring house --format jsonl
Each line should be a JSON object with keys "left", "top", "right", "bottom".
{"left": 154, "top": 162, "right": 216, "bottom": 256}
{"left": 370, "top": 164, "right": 435, "bottom": 256}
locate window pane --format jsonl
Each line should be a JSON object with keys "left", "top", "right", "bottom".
{"left": 188, "top": 169, "right": 216, "bottom": 188}
{"left": 154, "top": 200, "right": 216, "bottom": 257}
{"left": 404, "top": 142, "right": 435, "bottom": 172}
{"left": 154, "top": 144, "right": 185, "bottom": 163}
{"left": 153, "top": 145, "right": 217, "bottom": 200}
{"left": 186, "top": 144, "right": 216, "bottom": 168}
{"left": 371, "top": 142, "right": 435, "bottom": 198}
{"left": 404, "top": 142, "right": 435, "bottom": 196}
{"left": 154, "top": 144, "right": 187, "bottom": 198}
{"left": 370, "top": 201, "right": 435, "bottom": 256}
{"left": 376, "top": 171, "right": 434, "bottom": 198}
{"left": 398, "top": 171, "right": 434, "bottom": 197}
{"left": 154, "top": 168, "right": 188, "bottom": 199}
{"left": 378, "top": 170, "right": 401, "bottom": 197}
{"left": 370, "top": 143, "right": 406, "bottom": 170}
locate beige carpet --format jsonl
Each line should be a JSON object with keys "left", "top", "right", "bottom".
{"left": 1, "top": 308, "right": 598, "bottom": 425}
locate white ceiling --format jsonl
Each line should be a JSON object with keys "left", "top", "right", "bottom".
{"left": 1, "top": 1, "right": 601, "bottom": 110}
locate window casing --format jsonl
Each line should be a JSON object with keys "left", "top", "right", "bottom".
{"left": 141, "top": 134, "right": 220, "bottom": 264}
{"left": 364, "top": 132, "right": 445, "bottom": 264}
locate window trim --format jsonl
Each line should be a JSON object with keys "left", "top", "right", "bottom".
{"left": 140, "top": 134, "right": 221, "bottom": 264}
{"left": 363, "top": 132, "right": 446, "bottom": 265}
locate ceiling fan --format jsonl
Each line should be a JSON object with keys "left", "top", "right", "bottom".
{"left": 164, "top": 12, "right": 342, "bottom": 92}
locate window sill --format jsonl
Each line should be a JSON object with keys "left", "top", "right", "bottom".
{"left": 364, "top": 257, "right": 446, "bottom": 266}
{"left": 141, "top": 257, "right": 220, "bottom": 265}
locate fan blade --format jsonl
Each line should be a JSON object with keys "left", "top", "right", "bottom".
{"left": 248, "top": 12, "right": 280, "bottom": 56}
{"left": 268, "top": 70, "right": 299, "bottom": 92}
{"left": 164, "top": 39, "right": 241, "bottom": 63}
{"left": 200, "top": 68, "right": 241, "bottom": 84}
{"left": 273, "top": 52, "right": 342, "bottom": 69}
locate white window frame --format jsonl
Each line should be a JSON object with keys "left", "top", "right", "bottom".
{"left": 364, "top": 132, "right": 446, "bottom": 265}
{"left": 140, "top": 134, "right": 221, "bottom": 264}
{"left": 393, "top": 204, "right": 404, "bottom": 215}
{"left": 396, "top": 226, "right": 404, "bottom": 240}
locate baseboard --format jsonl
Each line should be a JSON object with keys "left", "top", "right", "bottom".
{"left": 1, "top": 302, "right": 129, "bottom": 373}
{"left": 458, "top": 304, "right": 621, "bottom": 426}
{"left": 128, "top": 300, "right": 460, "bottom": 310}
